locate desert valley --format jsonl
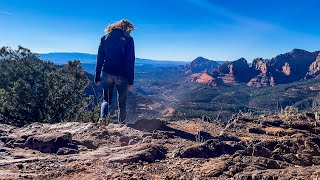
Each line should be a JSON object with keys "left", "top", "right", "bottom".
{"left": 1, "top": 48, "right": 320, "bottom": 179}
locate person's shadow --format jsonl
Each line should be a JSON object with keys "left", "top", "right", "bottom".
{"left": 127, "top": 119, "right": 215, "bottom": 142}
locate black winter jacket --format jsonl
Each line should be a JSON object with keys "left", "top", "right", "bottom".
{"left": 95, "top": 29, "right": 135, "bottom": 85}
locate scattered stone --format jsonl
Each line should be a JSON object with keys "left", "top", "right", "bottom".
{"left": 1, "top": 112, "right": 320, "bottom": 179}
{"left": 289, "top": 121, "right": 314, "bottom": 131}
{"left": 252, "top": 145, "right": 272, "bottom": 158}
{"left": 218, "top": 135, "right": 241, "bottom": 142}
{"left": 151, "top": 131, "right": 175, "bottom": 139}
{"left": 142, "top": 137, "right": 152, "bottom": 143}
{"left": 262, "top": 119, "right": 284, "bottom": 127}
{"left": 16, "top": 164, "right": 23, "bottom": 170}
{"left": 306, "top": 112, "right": 316, "bottom": 119}
{"left": 128, "top": 138, "right": 142, "bottom": 145}
{"left": 76, "top": 139, "right": 99, "bottom": 150}
{"left": 179, "top": 140, "right": 238, "bottom": 158}
{"left": 248, "top": 127, "right": 266, "bottom": 134}
{"left": 96, "top": 130, "right": 109, "bottom": 139}
{"left": 56, "top": 147, "right": 79, "bottom": 155}
{"left": 178, "top": 142, "right": 214, "bottom": 158}
{"left": 116, "top": 136, "right": 130, "bottom": 146}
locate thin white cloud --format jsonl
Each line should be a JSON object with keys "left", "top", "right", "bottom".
{"left": 0, "top": 11, "right": 12, "bottom": 15}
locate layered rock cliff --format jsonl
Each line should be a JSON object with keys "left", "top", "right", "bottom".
{"left": 306, "top": 53, "right": 320, "bottom": 79}
{"left": 216, "top": 58, "right": 250, "bottom": 84}
{"left": 247, "top": 58, "right": 276, "bottom": 87}
{"left": 187, "top": 49, "right": 320, "bottom": 87}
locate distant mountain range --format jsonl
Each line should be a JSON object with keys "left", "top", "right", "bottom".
{"left": 186, "top": 49, "right": 320, "bottom": 87}
{"left": 39, "top": 52, "right": 190, "bottom": 74}
{"left": 39, "top": 52, "right": 188, "bottom": 66}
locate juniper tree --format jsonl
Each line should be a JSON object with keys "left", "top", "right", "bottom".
{"left": 0, "top": 46, "right": 92, "bottom": 126}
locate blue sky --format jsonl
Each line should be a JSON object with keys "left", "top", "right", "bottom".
{"left": 1, "top": 0, "right": 320, "bottom": 62}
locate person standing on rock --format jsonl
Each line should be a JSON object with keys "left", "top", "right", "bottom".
{"left": 95, "top": 19, "right": 135, "bottom": 126}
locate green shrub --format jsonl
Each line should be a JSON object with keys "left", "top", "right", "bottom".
{"left": 0, "top": 46, "right": 92, "bottom": 126}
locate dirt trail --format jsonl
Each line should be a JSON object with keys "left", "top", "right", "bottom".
{"left": 1, "top": 114, "right": 320, "bottom": 179}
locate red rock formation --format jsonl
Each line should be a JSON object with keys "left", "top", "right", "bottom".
{"left": 218, "top": 74, "right": 238, "bottom": 85}
{"left": 247, "top": 58, "right": 275, "bottom": 87}
{"left": 229, "top": 58, "right": 251, "bottom": 82}
{"left": 217, "top": 62, "right": 230, "bottom": 74}
{"left": 309, "top": 84, "right": 320, "bottom": 91}
{"left": 217, "top": 62, "right": 237, "bottom": 84}
{"left": 246, "top": 48, "right": 320, "bottom": 87}
{"left": 252, "top": 58, "right": 267, "bottom": 73}
{"left": 247, "top": 74, "right": 275, "bottom": 87}
{"left": 267, "top": 49, "right": 319, "bottom": 83}
{"left": 185, "top": 57, "right": 220, "bottom": 74}
{"left": 186, "top": 72, "right": 222, "bottom": 86}
{"left": 217, "top": 58, "right": 250, "bottom": 84}
{"left": 306, "top": 53, "right": 320, "bottom": 79}
{"left": 282, "top": 62, "right": 291, "bottom": 76}
{"left": 187, "top": 49, "right": 320, "bottom": 88}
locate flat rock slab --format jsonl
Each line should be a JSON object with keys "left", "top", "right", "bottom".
{"left": 107, "top": 143, "right": 167, "bottom": 163}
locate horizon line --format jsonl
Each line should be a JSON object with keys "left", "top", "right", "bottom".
{"left": 38, "top": 47, "right": 320, "bottom": 63}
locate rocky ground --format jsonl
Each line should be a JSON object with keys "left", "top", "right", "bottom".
{"left": 1, "top": 112, "right": 320, "bottom": 179}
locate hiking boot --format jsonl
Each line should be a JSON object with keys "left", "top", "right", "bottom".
{"left": 106, "top": 115, "right": 112, "bottom": 125}
{"left": 98, "top": 118, "right": 107, "bottom": 126}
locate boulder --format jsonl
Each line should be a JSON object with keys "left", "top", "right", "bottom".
{"left": 56, "top": 147, "right": 79, "bottom": 155}
{"left": 75, "top": 139, "right": 99, "bottom": 150}
{"left": 178, "top": 140, "right": 240, "bottom": 158}
{"left": 108, "top": 144, "right": 166, "bottom": 163}
{"left": 116, "top": 136, "right": 130, "bottom": 146}
{"left": 24, "top": 132, "right": 74, "bottom": 153}
{"left": 282, "top": 153, "right": 313, "bottom": 166}
{"left": 178, "top": 142, "right": 215, "bottom": 158}
{"left": 252, "top": 145, "right": 272, "bottom": 158}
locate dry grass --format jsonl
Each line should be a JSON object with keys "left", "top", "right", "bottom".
{"left": 264, "top": 127, "right": 286, "bottom": 132}
{"left": 278, "top": 106, "right": 299, "bottom": 119}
